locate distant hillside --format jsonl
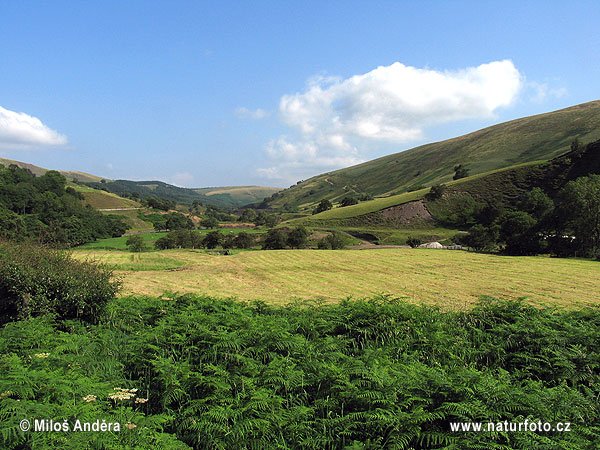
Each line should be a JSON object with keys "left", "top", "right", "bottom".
{"left": 0, "top": 157, "right": 105, "bottom": 183}
{"left": 89, "top": 180, "right": 281, "bottom": 208}
{"left": 0, "top": 157, "right": 281, "bottom": 208}
{"left": 195, "top": 186, "right": 282, "bottom": 206}
{"left": 260, "top": 100, "right": 600, "bottom": 211}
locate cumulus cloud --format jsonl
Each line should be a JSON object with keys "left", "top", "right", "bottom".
{"left": 259, "top": 60, "right": 523, "bottom": 181}
{"left": 234, "top": 107, "right": 269, "bottom": 119}
{"left": 0, "top": 106, "right": 68, "bottom": 149}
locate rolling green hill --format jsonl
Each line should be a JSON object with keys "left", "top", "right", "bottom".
{"left": 291, "top": 138, "right": 600, "bottom": 246}
{"left": 0, "top": 157, "right": 105, "bottom": 183}
{"left": 261, "top": 100, "right": 600, "bottom": 211}
{"left": 0, "top": 157, "right": 281, "bottom": 208}
{"left": 88, "top": 179, "right": 281, "bottom": 208}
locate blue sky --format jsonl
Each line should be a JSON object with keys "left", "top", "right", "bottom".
{"left": 1, "top": 1, "right": 598, "bottom": 188}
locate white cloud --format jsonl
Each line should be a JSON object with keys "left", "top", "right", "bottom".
{"left": 259, "top": 60, "right": 523, "bottom": 181}
{"left": 234, "top": 107, "right": 269, "bottom": 120}
{"left": 528, "top": 81, "right": 567, "bottom": 103}
{"left": 169, "top": 172, "right": 195, "bottom": 187}
{"left": 0, "top": 106, "right": 68, "bottom": 149}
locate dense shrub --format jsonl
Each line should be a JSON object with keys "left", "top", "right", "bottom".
{"left": 126, "top": 235, "right": 145, "bottom": 252}
{"left": 317, "top": 230, "right": 346, "bottom": 249}
{"left": 0, "top": 241, "right": 120, "bottom": 323}
{"left": 2, "top": 294, "right": 600, "bottom": 448}
{"left": 406, "top": 236, "right": 423, "bottom": 248}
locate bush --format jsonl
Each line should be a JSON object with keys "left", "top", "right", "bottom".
{"left": 318, "top": 231, "right": 346, "bottom": 250}
{"left": 424, "top": 184, "right": 446, "bottom": 201}
{"left": 126, "top": 235, "right": 145, "bottom": 252}
{"left": 233, "top": 231, "right": 254, "bottom": 249}
{"left": 340, "top": 196, "right": 358, "bottom": 207}
{"left": 0, "top": 241, "right": 120, "bottom": 324}
{"left": 263, "top": 229, "right": 287, "bottom": 249}
{"left": 287, "top": 226, "right": 309, "bottom": 248}
{"left": 406, "top": 237, "right": 422, "bottom": 248}
{"left": 203, "top": 230, "right": 222, "bottom": 249}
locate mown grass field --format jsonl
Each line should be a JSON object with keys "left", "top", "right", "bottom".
{"left": 71, "top": 248, "right": 600, "bottom": 308}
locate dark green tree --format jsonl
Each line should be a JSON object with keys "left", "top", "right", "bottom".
{"left": 340, "top": 196, "right": 358, "bottom": 207}
{"left": 126, "top": 235, "right": 145, "bottom": 252}
{"left": 203, "top": 230, "right": 223, "bottom": 249}
{"left": 262, "top": 229, "right": 287, "bottom": 249}
{"left": 554, "top": 174, "right": 600, "bottom": 257}
{"left": 313, "top": 199, "right": 333, "bottom": 214}
{"left": 287, "top": 226, "right": 309, "bottom": 249}
{"left": 453, "top": 164, "right": 470, "bottom": 180}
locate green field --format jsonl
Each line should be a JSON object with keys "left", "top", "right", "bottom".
{"left": 71, "top": 247, "right": 600, "bottom": 308}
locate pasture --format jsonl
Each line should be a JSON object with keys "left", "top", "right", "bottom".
{"left": 71, "top": 247, "right": 600, "bottom": 308}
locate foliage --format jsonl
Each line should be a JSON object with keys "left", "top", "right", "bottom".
{"left": 340, "top": 196, "right": 359, "bottom": 207}
{"left": 453, "top": 164, "right": 470, "bottom": 180}
{"left": 0, "top": 241, "right": 120, "bottom": 324}
{"left": 166, "top": 213, "right": 194, "bottom": 230}
{"left": 203, "top": 230, "right": 222, "bottom": 249}
{"left": 554, "top": 174, "right": 600, "bottom": 257}
{"left": 233, "top": 231, "right": 254, "bottom": 249}
{"left": 499, "top": 211, "right": 543, "bottom": 256}
{"left": 406, "top": 236, "right": 423, "bottom": 248}
{"left": 200, "top": 216, "right": 219, "bottom": 229}
{"left": 3, "top": 295, "right": 600, "bottom": 449}
{"left": 155, "top": 230, "right": 204, "bottom": 250}
{"left": 317, "top": 231, "right": 346, "bottom": 250}
{"left": 126, "top": 235, "right": 146, "bottom": 252}
{"left": 461, "top": 224, "right": 499, "bottom": 252}
{"left": 262, "top": 229, "right": 287, "bottom": 249}
{"left": 313, "top": 199, "right": 333, "bottom": 215}
{"left": 424, "top": 184, "right": 446, "bottom": 201}
{"left": 287, "top": 226, "right": 309, "bottom": 249}
{"left": 0, "top": 165, "right": 127, "bottom": 246}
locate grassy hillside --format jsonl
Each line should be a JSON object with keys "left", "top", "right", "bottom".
{"left": 88, "top": 179, "right": 281, "bottom": 208}
{"left": 195, "top": 185, "right": 282, "bottom": 206}
{"left": 71, "top": 247, "right": 600, "bottom": 308}
{"left": 262, "top": 100, "right": 600, "bottom": 211}
{"left": 0, "top": 157, "right": 105, "bottom": 182}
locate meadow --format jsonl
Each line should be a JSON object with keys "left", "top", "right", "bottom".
{"left": 71, "top": 247, "right": 600, "bottom": 308}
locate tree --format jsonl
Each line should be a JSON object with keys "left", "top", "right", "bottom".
{"left": 453, "top": 164, "right": 470, "bottom": 180}
{"left": 425, "top": 184, "right": 446, "bottom": 201}
{"left": 318, "top": 231, "right": 345, "bottom": 250}
{"left": 239, "top": 208, "right": 257, "bottom": 222}
{"left": 518, "top": 187, "right": 554, "bottom": 221}
{"left": 287, "top": 226, "right": 309, "bottom": 249}
{"left": 203, "top": 230, "right": 223, "bottom": 249}
{"left": 406, "top": 237, "right": 422, "bottom": 248}
{"left": 499, "top": 211, "right": 542, "bottom": 255}
{"left": 555, "top": 174, "right": 600, "bottom": 257}
{"left": 262, "top": 229, "right": 287, "bottom": 249}
{"left": 313, "top": 199, "right": 333, "bottom": 215}
{"left": 166, "top": 213, "right": 194, "bottom": 230}
{"left": 126, "top": 235, "right": 145, "bottom": 252}
{"left": 200, "top": 216, "right": 219, "bottom": 229}
{"left": 234, "top": 231, "right": 254, "bottom": 249}
{"left": 461, "top": 224, "right": 499, "bottom": 252}
{"left": 340, "top": 196, "right": 358, "bottom": 207}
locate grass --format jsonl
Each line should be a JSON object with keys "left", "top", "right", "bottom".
{"left": 74, "top": 249, "right": 187, "bottom": 270}
{"left": 71, "top": 247, "right": 600, "bottom": 308}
